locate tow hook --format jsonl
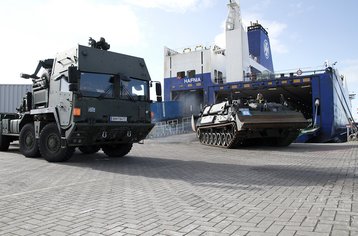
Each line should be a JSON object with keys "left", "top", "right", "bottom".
{"left": 127, "top": 131, "right": 132, "bottom": 137}
{"left": 102, "top": 131, "right": 108, "bottom": 139}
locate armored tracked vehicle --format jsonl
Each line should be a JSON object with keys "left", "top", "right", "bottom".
{"left": 192, "top": 97, "right": 308, "bottom": 148}
{"left": 0, "top": 38, "right": 162, "bottom": 162}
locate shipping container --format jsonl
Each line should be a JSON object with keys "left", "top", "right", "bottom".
{"left": 0, "top": 84, "right": 32, "bottom": 113}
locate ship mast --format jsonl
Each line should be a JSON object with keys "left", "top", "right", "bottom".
{"left": 225, "top": 0, "right": 251, "bottom": 82}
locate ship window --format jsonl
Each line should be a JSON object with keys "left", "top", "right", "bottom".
{"left": 177, "top": 71, "right": 185, "bottom": 79}
{"left": 214, "top": 70, "right": 223, "bottom": 84}
{"left": 187, "top": 70, "right": 196, "bottom": 78}
{"left": 218, "top": 71, "right": 223, "bottom": 84}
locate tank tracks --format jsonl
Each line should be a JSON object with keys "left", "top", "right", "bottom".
{"left": 197, "top": 122, "right": 299, "bottom": 148}
{"left": 197, "top": 122, "right": 239, "bottom": 148}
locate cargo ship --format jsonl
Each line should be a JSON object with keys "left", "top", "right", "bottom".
{"left": 157, "top": 0, "right": 357, "bottom": 142}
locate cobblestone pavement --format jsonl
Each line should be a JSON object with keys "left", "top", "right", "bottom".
{"left": 0, "top": 134, "right": 357, "bottom": 236}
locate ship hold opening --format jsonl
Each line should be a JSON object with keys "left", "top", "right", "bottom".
{"left": 172, "top": 89, "right": 204, "bottom": 116}
{"left": 215, "top": 84, "right": 313, "bottom": 121}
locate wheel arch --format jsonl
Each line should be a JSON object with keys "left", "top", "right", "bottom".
{"left": 19, "top": 111, "right": 59, "bottom": 138}
{"left": 19, "top": 114, "right": 33, "bottom": 131}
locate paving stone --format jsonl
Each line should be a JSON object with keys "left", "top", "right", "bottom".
{"left": 0, "top": 137, "right": 357, "bottom": 236}
{"left": 278, "top": 230, "right": 296, "bottom": 236}
{"left": 314, "top": 223, "right": 332, "bottom": 233}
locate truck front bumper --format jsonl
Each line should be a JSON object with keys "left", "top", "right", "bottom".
{"left": 67, "top": 123, "right": 154, "bottom": 146}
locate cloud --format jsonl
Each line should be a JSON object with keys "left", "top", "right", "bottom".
{"left": 0, "top": 0, "right": 142, "bottom": 84}
{"left": 249, "top": 0, "right": 272, "bottom": 12}
{"left": 288, "top": 1, "right": 314, "bottom": 16}
{"left": 214, "top": 20, "right": 226, "bottom": 48}
{"left": 263, "top": 21, "right": 288, "bottom": 54}
{"left": 124, "top": 0, "right": 215, "bottom": 13}
{"left": 214, "top": 32, "right": 226, "bottom": 48}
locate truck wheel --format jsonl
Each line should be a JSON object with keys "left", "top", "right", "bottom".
{"left": 39, "top": 123, "right": 74, "bottom": 162}
{"left": 19, "top": 123, "right": 40, "bottom": 157}
{"left": 79, "top": 145, "right": 100, "bottom": 154}
{"left": 102, "top": 143, "right": 133, "bottom": 158}
{"left": 0, "top": 131, "right": 10, "bottom": 151}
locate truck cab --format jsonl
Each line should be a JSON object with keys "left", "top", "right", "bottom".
{"left": 0, "top": 39, "right": 161, "bottom": 162}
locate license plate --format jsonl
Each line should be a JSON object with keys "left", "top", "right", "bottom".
{"left": 110, "top": 116, "right": 127, "bottom": 122}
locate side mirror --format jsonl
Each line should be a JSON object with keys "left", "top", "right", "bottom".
{"left": 155, "top": 83, "right": 162, "bottom": 102}
{"left": 155, "top": 83, "right": 162, "bottom": 96}
{"left": 68, "top": 66, "right": 80, "bottom": 83}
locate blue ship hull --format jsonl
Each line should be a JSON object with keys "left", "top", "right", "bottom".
{"left": 297, "top": 67, "right": 353, "bottom": 142}
{"left": 161, "top": 67, "right": 354, "bottom": 143}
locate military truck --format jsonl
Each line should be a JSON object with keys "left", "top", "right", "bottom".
{"left": 0, "top": 38, "right": 162, "bottom": 162}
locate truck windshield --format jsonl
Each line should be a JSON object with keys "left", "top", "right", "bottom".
{"left": 80, "top": 73, "right": 114, "bottom": 98}
{"left": 120, "top": 78, "right": 148, "bottom": 101}
{"left": 79, "top": 72, "right": 149, "bottom": 100}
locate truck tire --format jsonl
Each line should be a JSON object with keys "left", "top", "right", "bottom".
{"left": 79, "top": 145, "right": 100, "bottom": 154}
{"left": 102, "top": 143, "right": 132, "bottom": 158}
{"left": 39, "top": 123, "right": 74, "bottom": 162}
{"left": 0, "top": 130, "right": 10, "bottom": 151}
{"left": 19, "top": 123, "right": 40, "bottom": 157}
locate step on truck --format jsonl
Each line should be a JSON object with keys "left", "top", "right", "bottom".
{"left": 0, "top": 38, "right": 162, "bottom": 162}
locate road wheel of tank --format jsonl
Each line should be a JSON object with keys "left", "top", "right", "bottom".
{"left": 19, "top": 123, "right": 40, "bottom": 157}
{"left": 0, "top": 128, "right": 10, "bottom": 151}
{"left": 39, "top": 123, "right": 74, "bottom": 162}
{"left": 212, "top": 133, "right": 217, "bottom": 145}
{"left": 208, "top": 133, "right": 213, "bottom": 145}
{"left": 79, "top": 145, "right": 100, "bottom": 154}
{"left": 202, "top": 132, "right": 206, "bottom": 144}
{"left": 221, "top": 132, "right": 227, "bottom": 147}
{"left": 102, "top": 143, "right": 133, "bottom": 157}
{"left": 216, "top": 133, "right": 222, "bottom": 146}
{"left": 199, "top": 130, "right": 205, "bottom": 143}
{"left": 226, "top": 133, "right": 233, "bottom": 146}
{"left": 204, "top": 132, "right": 209, "bottom": 144}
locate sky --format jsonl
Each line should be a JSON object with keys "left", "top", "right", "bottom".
{"left": 0, "top": 0, "right": 357, "bottom": 119}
